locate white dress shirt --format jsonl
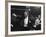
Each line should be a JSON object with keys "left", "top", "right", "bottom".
{"left": 24, "top": 16, "right": 28, "bottom": 27}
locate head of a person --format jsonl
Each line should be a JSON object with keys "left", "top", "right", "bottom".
{"left": 24, "top": 6, "right": 30, "bottom": 17}
{"left": 38, "top": 15, "right": 41, "bottom": 19}
{"left": 24, "top": 11, "right": 28, "bottom": 17}
{"left": 26, "top": 6, "right": 30, "bottom": 11}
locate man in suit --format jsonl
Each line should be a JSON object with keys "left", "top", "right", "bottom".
{"left": 23, "top": 6, "right": 35, "bottom": 30}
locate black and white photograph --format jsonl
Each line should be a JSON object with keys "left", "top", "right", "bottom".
{"left": 8, "top": 2, "right": 44, "bottom": 35}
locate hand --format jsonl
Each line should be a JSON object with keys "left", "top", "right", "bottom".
{"left": 33, "top": 25, "right": 36, "bottom": 28}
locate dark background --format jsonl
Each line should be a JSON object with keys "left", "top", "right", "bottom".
{"left": 11, "top": 5, "right": 41, "bottom": 31}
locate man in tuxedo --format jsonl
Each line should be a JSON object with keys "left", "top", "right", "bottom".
{"left": 23, "top": 7, "right": 35, "bottom": 30}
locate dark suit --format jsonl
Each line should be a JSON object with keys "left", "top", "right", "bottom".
{"left": 11, "top": 13, "right": 35, "bottom": 31}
